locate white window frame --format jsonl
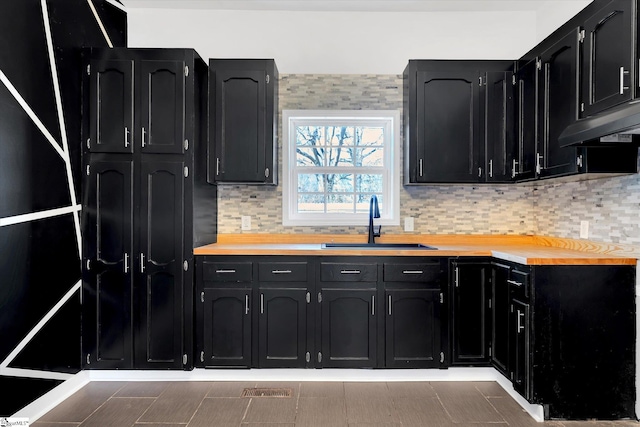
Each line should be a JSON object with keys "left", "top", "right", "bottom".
{"left": 282, "top": 109, "right": 400, "bottom": 227}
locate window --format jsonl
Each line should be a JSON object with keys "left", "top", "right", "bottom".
{"left": 282, "top": 110, "right": 399, "bottom": 226}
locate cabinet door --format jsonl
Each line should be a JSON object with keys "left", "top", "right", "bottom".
{"left": 320, "top": 289, "right": 377, "bottom": 367}
{"left": 450, "top": 262, "right": 489, "bottom": 365}
{"left": 416, "top": 70, "right": 483, "bottom": 182}
{"left": 83, "top": 158, "right": 134, "bottom": 368}
{"left": 89, "top": 59, "right": 134, "bottom": 153}
{"left": 581, "top": 0, "right": 634, "bottom": 117}
{"left": 135, "top": 159, "right": 185, "bottom": 368}
{"left": 203, "top": 288, "right": 252, "bottom": 367}
{"left": 491, "top": 264, "right": 510, "bottom": 375}
{"left": 386, "top": 289, "right": 441, "bottom": 368}
{"left": 511, "top": 298, "right": 531, "bottom": 400}
{"left": 514, "top": 60, "right": 538, "bottom": 180}
{"left": 258, "top": 288, "right": 308, "bottom": 368}
{"left": 138, "top": 60, "right": 185, "bottom": 154}
{"left": 485, "top": 71, "right": 515, "bottom": 182}
{"left": 539, "top": 28, "right": 580, "bottom": 178}
{"left": 213, "top": 69, "right": 267, "bottom": 183}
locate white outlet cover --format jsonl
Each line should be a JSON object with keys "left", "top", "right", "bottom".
{"left": 404, "top": 217, "right": 414, "bottom": 232}
{"left": 241, "top": 216, "right": 252, "bottom": 231}
{"left": 580, "top": 220, "right": 589, "bottom": 239}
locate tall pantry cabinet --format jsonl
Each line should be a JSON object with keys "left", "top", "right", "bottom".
{"left": 81, "top": 48, "right": 217, "bottom": 370}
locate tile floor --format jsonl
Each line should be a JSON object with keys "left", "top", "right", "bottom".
{"left": 32, "top": 381, "right": 639, "bottom": 427}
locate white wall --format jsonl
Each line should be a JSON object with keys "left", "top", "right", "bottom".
{"left": 127, "top": 9, "right": 537, "bottom": 73}
{"left": 535, "top": 0, "right": 592, "bottom": 44}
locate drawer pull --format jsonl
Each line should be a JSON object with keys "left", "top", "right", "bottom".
{"left": 372, "top": 295, "right": 375, "bottom": 316}
{"left": 245, "top": 295, "right": 249, "bottom": 315}
{"left": 507, "top": 279, "right": 524, "bottom": 287}
{"left": 340, "top": 270, "right": 361, "bottom": 274}
{"left": 388, "top": 295, "right": 392, "bottom": 315}
{"left": 216, "top": 269, "right": 236, "bottom": 274}
{"left": 517, "top": 309, "right": 525, "bottom": 333}
{"left": 271, "top": 270, "right": 292, "bottom": 274}
{"left": 402, "top": 270, "right": 423, "bottom": 274}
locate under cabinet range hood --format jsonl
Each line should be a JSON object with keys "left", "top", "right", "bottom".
{"left": 559, "top": 100, "right": 640, "bottom": 146}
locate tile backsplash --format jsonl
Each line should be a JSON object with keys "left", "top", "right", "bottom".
{"left": 216, "top": 74, "right": 639, "bottom": 247}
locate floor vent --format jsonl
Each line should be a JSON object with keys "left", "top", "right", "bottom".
{"left": 241, "top": 388, "right": 292, "bottom": 398}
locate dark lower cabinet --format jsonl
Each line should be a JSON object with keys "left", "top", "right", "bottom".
{"left": 510, "top": 298, "right": 530, "bottom": 400}
{"left": 490, "top": 263, "right": 510, "bottom": 376}
{"left": 385, "top": 289, "right": 441, "bottom": 368}
{"left": 202, "top": 288, "right": 251, "bottom": 367}
{"left": 258, "top": 288, "right": 308, "bottom": 368}
{"left": 319, "top": 289, "right": 377, "bottom": 368}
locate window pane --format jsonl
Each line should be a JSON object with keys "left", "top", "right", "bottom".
{"left": 327, "top": 147, "right": 354, "bottom": 167}
{"left": 358, "top": 127, "right": 384, "bottom": 146}
{"left": 326, "top": 174, "right": 354, "bottom": 192}
{"left": 327, "top": 194, "right": 354, "bottom": 213}
{"left": 355, "top": 194, "right": 383, "bottom": 213}
{"left": 296, "top": 147, "right": 324, "bottom": 166}
{"left": 355, "top": 147, "right": 384, "bottom": 166}
{"left": 298, "top": 174, "right": 324, "bottom": 192}
{"left": 296, "top": 126, "right": 324, "bottom": 146}
{"left": 356, "top": 174, "right": 383, "bottom": 192}
{"left": 298, "top": 194, "right": 325, "bottom": 213}
{"left": 326, "top": 126, "right": 355, "bottom": 146}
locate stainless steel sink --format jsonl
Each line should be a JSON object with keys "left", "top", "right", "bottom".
{"left": 321, "top": 243, "right": 437, "bottom": 250}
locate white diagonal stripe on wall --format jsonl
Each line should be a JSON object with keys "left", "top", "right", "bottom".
{"left": 1, "top": 280, "right": 81, "bottom": 370}
{"left": 0, "top": 69, "right": 66, "bottom": 161}
{"left": 87, "top": 0, "right": 114, "bottom": 48}
{"left": 105, "top": 0, "right": 126, "bottom": 12}
{"left": 0, "top": 367, "right": 74, "bottom": 381}
{"left": 0, "top": 205, "right": 81, "bottom": 227}
{"left": 41, "top": 0, "right": 82, "bottom": 257}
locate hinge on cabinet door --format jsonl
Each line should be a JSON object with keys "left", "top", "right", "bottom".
{"left": 184, "top": 166, "right": 189, "bottom": 178}
{"left": 200, "top": 351, "right": 205, "bottom": 363}
{"left": 216, "top": 158, "right": 220, "bottom": 176}
{"left": 578, "top": 29, "right": 585, "bottom": 43}
{"left": 265, "top": 168, "right": 270, "bottom": 178}
{"left": 478, "top": 167, "right": 482, "bottom": 178}
{"left": 488, "top": 299, "right": 492, "bottom": 309}
{"left": 478, "top": 76, "right": 483, "bottom": 86}
{"left": 266, "top": 74, "right": 270, "bottom": 84}
{"left": 317, "top": 352, "right": 322, "bottom": 363}
{"left": 510, "top": 371, "right": 514, "bottom": 380}
{"left": 489, "top": 346, "right": 492, "bottom": 357}
{"left": 305, "top": 352, "right": 310, "bottom": 363}
{"left": 201, "top": 291, "right": 205, "bottom": 303}
{"left": 318, "top": 292, "right": 322, "bottom": 303}
{"left": 184, "top": 65, "right": 189, "bottom": 76}
{"left": 511, "top": 304, "right": 514, "bottom": 313}
{"left": 580, "top": 102, "right": 585, "bottom": 113}
{"left": 512, "top": 74, "right": 516, "bottom": 86}
{"left": 306, "top": 292, "right": 310, "bottom": 303}
{"left": 576, "top": 154, "right": 583, "bottom": 168}
{"left": 536, "top": 58, "right": 542, "bottom": 71}
{"left": 536, "top": 153, "right": 543, "bottom": 174}
{"left": 183, "top": 354, "right": 188, "bottom": 365}
{"left": 184, "top": 139, "right": 189, "bottom": 151}
{"left": 439, "top": 293, "right": 444, "bottom": 304}
{"left": 440, "top": 352, "right": 445, "bottom": 363}
{"left": 86, "top": 165, "right": 90, "bottom": 175}
{"left": 86, "top": 138, "right": 91, "bottom": 149}
{"left": 511, "top": 159, "right": 518, "bottom": 179}
{"left": 86, "top": 259, "right": 91, "bottom": 270}
{"left": 454, "top": 267, "right": 459, "bottom": 287}
{"left": 86, "top": 64, "right": 90, "bottom": 75}
{"left": 184, "top": 260, "right": 189, "bottom": 271}
{"left": 86, "top": 354, "right": 90, "bottom": 365}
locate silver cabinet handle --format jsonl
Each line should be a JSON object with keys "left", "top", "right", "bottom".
{"left": 141, "top": 127, "right": 146, "bottom": 147}
{"left": 340, "top": 270, "right": 360, "bottom": 274}
{"left": 260, "top": 293, "right": 264, "bottom": 314}
{"left": 419, "top": 158, "right": 423, "bottom": 177}
{"left": 489, "top": 159, "right": 493, "bottom": 178}
{"left": 388, "top": 295, "right": 392, "bottom": 315}
{"left": 620, "top": 66, "right": 630, "bottom": 94}
{"left": 216, "top": 269, "right": 236, "bottom": 273}
{"left": 245, "top": 295, "right": 249, "bottom": 315}
{"left": 124, "top": 253, "right": 129, "bottom": 273}
{"left": 124, "top": 127, "right": 130, "bottom": 147}
{"left": 507, "top": 279, "right": 523, "bottom": 287}
{"left": 140, "top": 253, "right": 145, "bottom": 273}
{"left": 372, "top": 295, "right": 375, "bottom": 316}
{"left": 402, "top": 270, "right": 423, "bottom": 274}
{"left": 271, "top": 270, "right": 292, "bottom": 274}
{"left": 517, "top": 309, "right": 525, "bottom": 333}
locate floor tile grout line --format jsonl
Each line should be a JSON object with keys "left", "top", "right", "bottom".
{"left": 476, "top": 384, "right": 510, "bottom": 425}
{"left": 182, "top": 383, "right": 213, "bottom": 427}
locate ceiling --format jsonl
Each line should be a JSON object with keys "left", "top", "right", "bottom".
{"left": 119, "top": 0, "right": 592, "bottom": 12}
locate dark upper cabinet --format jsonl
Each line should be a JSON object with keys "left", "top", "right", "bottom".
{"left": 450, "top": 260, "right": 490, "bottom": 365}
{"left": 490, "top": 263, "right": 511, "bottom": 376}
{"left": 485, "top": 71, "right": 515, "bottom": 182}
{"left": 209, "top": 59, "right": 278, "bottom": 185}
{"left": 581, "top": 0, "right": 635, "bottom": 117}
{"left": 538, "top": 27, "right": 581, "bottom": 178}
{"left": 514, "top": 59, "right": 539, "bottom": 181}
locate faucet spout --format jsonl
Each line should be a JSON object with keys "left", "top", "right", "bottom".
{"left": 368, "top": 195, "right": 381, "bottom": 244}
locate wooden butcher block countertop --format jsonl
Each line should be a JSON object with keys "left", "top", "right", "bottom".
{"left": 194, "top": 234, "right": 638, "bottom": 266}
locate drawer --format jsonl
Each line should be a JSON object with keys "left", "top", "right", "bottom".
{"left": 258, "top": 262, "right": 308, "bottom": 282}
{"left": 383, "top": 262, "right": 441, "bottom": 283}
{"left": 202, "top": 261, "right": 253, "bottom": 282}
{"left": 320, "top": 262, "right": 377, "bottom": 282}
{"left": 509, "top": 269, "right": 530, "bottom": 299}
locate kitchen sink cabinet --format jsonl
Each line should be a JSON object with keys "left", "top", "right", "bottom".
{"left": 580, "top": 0, "right": 636, "bottom": 117}
{"left": 82, "top": 48, "right": 216, "bottom": 370}
{"left": 449, "top": 260, "right": 490, "bottom": 365}
{"left": 209, "top": 59, "right": 278, "bottom": 185}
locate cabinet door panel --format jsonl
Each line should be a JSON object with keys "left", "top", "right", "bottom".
{"left": 491, "top": 264, "right": 510, "bottom": 375}
{"left": 203, "top": 288, "right": 251, "bottom": 367}
{"left": 417, "top": 70, "right": 482, "bottom": 182}
{"left": 582, "top": 0, "right": 634, "bottom": 116}
{"left": 511, "top": 298, "right": 530, "bottom": 400}
{"left": 486, "top": 71, "right": 514, "bottom": 182}
{"left": 138, "top": 60, "right": 185, "bottom": 154}
{"left": 320, "top": 289, "right": 376, "bottom": 367}
{"left": 515, "top": 60, "right": 538, "bottom": 180}
{"left": 539, "top": 28, "right": 579, "bottom": 177}
{"left": 258, "top": 288, "right": 307, "bottom": 367}
{"left": 89, "top": 60, "right": 134, "bottom": 153}
{"left": 386, "top": 289, "right": 440, "bottom": 368}
{"left": 83, "top": 159, "right": 134, "bottom": 368}
{"left": 136, "top": 159, "right": 184, "bottom": 368}
{"left": 215, "top": 70, "right": 266, "bottom": 182}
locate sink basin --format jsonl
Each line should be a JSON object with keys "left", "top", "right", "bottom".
{"left": 321, "top": 243, "right": 437, "bottom": 250}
